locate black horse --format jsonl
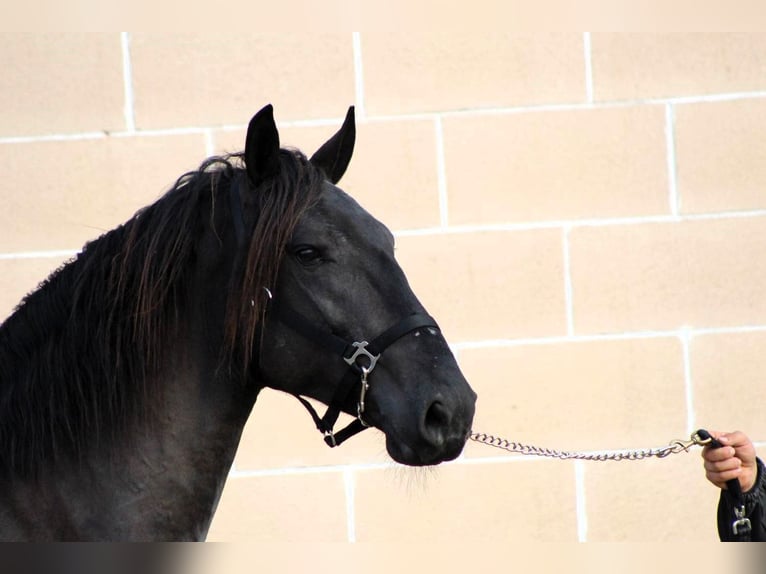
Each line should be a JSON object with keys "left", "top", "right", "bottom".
{"left": 0, "top": 105, "right": 476, "bottom": 541}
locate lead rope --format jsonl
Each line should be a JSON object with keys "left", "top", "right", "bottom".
{"left": 468, "top": 429, "right": 714, "bottom": 461}
{"left": 469, "top": 428, "right": 753, "bottom": 540}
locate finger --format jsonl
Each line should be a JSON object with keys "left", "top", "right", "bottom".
{"left": 718, "top": 431, "right": 757, "bottom": 466}
{"left": 705, "top": 429, "right": 724, "bottom": 440}
{"left": 702, "top": 445, "right": 737, "bottom": 462}
{"left": 707, "top": 467, "right": 743, "bottom": 488}
{"left": 722, "top": 430, "right": 750, "bottom": 449}
{"left": 705, "top": 456, "right": 742, "bottom": 474}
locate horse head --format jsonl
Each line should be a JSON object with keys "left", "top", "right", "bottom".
{"left": 240, "top": 105, "right": 477, "bottom": 466}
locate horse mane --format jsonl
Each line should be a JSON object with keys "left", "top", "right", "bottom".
{"left": 0, "top": 148, "right": 324, "bottom": 477}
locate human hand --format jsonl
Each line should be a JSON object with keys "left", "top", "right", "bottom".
{"left": 701, "top": 430, "right": 758, "bottom": 493}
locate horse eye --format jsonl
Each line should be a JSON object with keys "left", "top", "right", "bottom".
{"left": 293, "top": 246, "right": 322, "bottom": 266}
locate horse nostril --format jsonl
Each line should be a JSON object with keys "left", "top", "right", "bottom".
{"left": 423, "top": 400, "right": 451, "bottom": 444}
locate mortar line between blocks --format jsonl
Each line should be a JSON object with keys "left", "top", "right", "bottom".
{"left": 203, "top": 130, "right": 215, "bottom": 157}
{"left": 228, "top": 461, "right": 395, "bottom": 479}
{"left": 665, "top": 103, "right": 680, "bottom": 216}
{"left": 363, "top": 90, "right": 766, "bottom": 122}
{"left": 0, "top": 132, "right": 108, "bottom": 144}
{"left": 0, "top": 250, "right": 79, "bottom": 260}
{"left": 343, "top": 469, "right": 357, "bottom": 543}
{"left": 451, "top": 324, "right": 766, "bottom": 351}
{"left": 0, "top": 128, "right": 210, "bottom": 145}
{"left": 5, "top": 90, "right": 766, "bottom": 144}
{"left": 435, "top": 116, "right": 449, "bottom": 227}
{"left": 574, "top": 461, "right": 588, "bottom": 542}
{"left": 352, "top": 32, "right": 366, "bottom": 119}
{"left": 392, "top": 208, "right": 766, "bottom": 237}
{"left": 583, "top": 33, "right": 594, "bottom": 103}
{"left": 120, "top": 32, "right": 136, "bottom": 133}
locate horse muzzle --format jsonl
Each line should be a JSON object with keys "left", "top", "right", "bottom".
{"left": 382, "top": 386, "right": 477, "bottom": 467}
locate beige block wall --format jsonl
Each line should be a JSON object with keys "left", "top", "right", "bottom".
{"left": 2, "top": 33, "right": 766, "bottom": 546}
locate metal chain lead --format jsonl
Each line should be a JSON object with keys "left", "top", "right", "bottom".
{"left": 468, "top": 430, "right": 712, "bottom": 462}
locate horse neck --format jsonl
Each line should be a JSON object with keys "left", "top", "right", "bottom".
{"left": 114, "top": 311, "right": 260, "bottom": 539}
{"left": 0, "top": 219, "right": 262, "bottom": 541}
{"left": 1, "top": 291, "right": 261, "bottom": 541}
{"left": 108, "top": 336, "right": 260, "bottom": 540}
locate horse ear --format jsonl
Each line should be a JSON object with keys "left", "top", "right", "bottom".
{"left": 245, "top": 104, "right": 281, "bottom": 186}
{"left": 310, "top": 106, "right": 355, "bottom": 184}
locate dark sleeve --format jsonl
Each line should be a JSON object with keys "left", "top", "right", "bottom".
{"left": 717, "top": 457, "right": 766, "bottom": 541}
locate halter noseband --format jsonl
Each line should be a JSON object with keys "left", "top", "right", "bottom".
{"left": 229, "top": 177, "right": 440, "bottom": 447}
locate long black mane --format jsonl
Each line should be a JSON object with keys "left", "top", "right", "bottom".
{"left": 0, "top": 149, "right": 323, "bottom": 477}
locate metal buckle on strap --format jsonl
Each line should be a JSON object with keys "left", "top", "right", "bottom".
{"left": 733, "top": 506, "right": 752, "bottom": 536}
{"left": 324, "top": 430, "right": 337, "bottom": 447}
{"left": 343, "top": 341, "right": 380, "bottom": 372}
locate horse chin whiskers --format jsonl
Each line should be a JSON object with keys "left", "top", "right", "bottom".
{"left": 386, "top": 463, "right": 440, "bottom": 495}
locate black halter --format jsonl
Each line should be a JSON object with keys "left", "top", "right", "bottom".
{"left": 229, "top": 177, "right": 440, "bottom": 447}
{"left": 277, "top": 303, "right": 439, "bottom": 447}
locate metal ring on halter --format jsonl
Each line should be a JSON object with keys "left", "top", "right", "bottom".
{"left": 344, "top": 341, "right": 380, "bottom": 373}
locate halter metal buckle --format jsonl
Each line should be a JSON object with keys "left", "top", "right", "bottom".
{"left": 324, "top": 430, "right": 337, "bottom": 447}
{"left": 343, "top": 341, "right": 380, "bottom": 373}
